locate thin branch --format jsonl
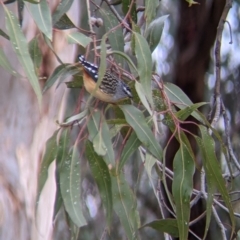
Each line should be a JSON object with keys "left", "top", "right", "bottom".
{"left": 212, "top": 206, "right": 227, "bottom": 240}
{"left": 221, "top": 101, "right": 240, "bottom": 171}
{"left": 210, "top": 0, "right": 233, "bottom": 128}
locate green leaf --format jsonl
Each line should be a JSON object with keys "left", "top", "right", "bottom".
{"left": 140, "top": 219, "right": 179, "bottom": 237}
{"left": 53, "top": 129, "right": 70, "bottom": 218}
{"left": 176, "top": 102, "right": 208, "bottom": 121}
{"left": 52, "top": 0, "right": 74, "bottom": 25}
{"left": 93, "top": 128, "right": 107, "bottom": 156}
{"left": 87, "top": 110, "right": 115, "bottom": 165}
{"left": 145, "top": 15, "right": 168, "bottom": 52}
{"left": 164, "top": 82, "right": 202, "bottom": 122}
{"left": 28, "top": 37, "right": 42, "bottom": 71}
{"left": 118, "top": 131, "right": 141, "bottom": 173}
{"left": 144, "top": 0, "right": 159, "bottom": 26}
{"left": 100, "top": 8, "right": 124, "bottom": 66}
{"left": 60, "top": 141, "right": 87, "bottom": 227}
{"left": 122, "top": 0, "right": 137, "bottom": 23}
{"left": 59, "top": 110, "right": 87, "bottom": 126}
{"left": 112, "top": 172, "right": 140, "bottom": 240}
{"left": 172, "top": 143, "right": 195, "bottom": 240}
{"left": 27, "top": 0, "right": 52, "bottom": 40}
{"left": 120, "top": 105, "right": 162, "bottom": 159}
{"left": 135, "top": 81, "right": 152, "bottom": 115}
{"left": 0, "top": 47, "right": 18, "bottom": 76}
{"left": 86, "top": 140, "right": 112, "bottom": 227}
{"left": 67, "top": 32, "right": 92, "bottom": 48}
{"left": 0, "top": 29, "right": 10, "bottom": 40}
{"left": 195, "top": 135, "right": 214, "bottom": 239}
{"left": 43, "top": 64, "right": 79, "bottom": 92}
{"left": 197, "top": 126, "right": 235, "bottom": 237}
{"left": 37, "top": 130, "right": 59, "bottom": 200}
{"left": 53, "top": 13, "right": 76, "bottom": 29}
{"left": 4, "top": 7, "right": 42, "bottom": 105}
{"left": 133, "top": 32, "right": 153, "bottom": 106}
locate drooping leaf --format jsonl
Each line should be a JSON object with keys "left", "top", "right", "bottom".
{"left": 141, "top": 219, "right": 179, "bottom": 237}
{"left": 27, "top": 0, "right": 52, "bottom": 40}
{"left": 86, "top": 140, "right": 112, "bottom": 227}
{"left": 197, "top": 126, "right": 235, "bottom": 237}
{"left": 176, "top": 102, "right": 208, "bottom": 121}
{"left": 144, "top": 0, "right": 159, "bottom": 27}
{"left": 43, "top": 64, "right": 79, "bottom": 93}
{"left": 172, "top": 143, "right": 195, "bottom": 240}
{"left": 164, "top": 82, "right": 203, "bottom": 122}
{"left": 28, "top": 37, "right": 42, "bottom": 72}
{"left": 4, "top": 6, "right": 42, "bottom": 105}
{"left": 118, "top": 131, "right": 141, "bottom": 173}
{"left": 54, "top": 13, "right": 76, "bottom": 29}
{"left": 120, "top": 105, "right": 162, "bottom": 159}
{"left": 134, "top": 32, "right": 153, "bottom": 106}
{"left": 135, "top": 81, "right": 152, "bottom": 115}
{"left": 52, "top": 0, "right": 74, "bottom": 25}
{"left": 67, "top": 32, "right": 91, "bottom": 48}
{"left": 122, "top": 0, "right": 137, "bottom": 23}
{"left": 87, "top": 110, "right": 115, "bottom": 165}
{"left": 112, "top": 172, "right": 140, "bottom": 240}
{"left": 145, "top": 15, "right": 168, "bottom": 52}
{"left": 59, "top": 141, "right": 87, "bottom": 227}
{"left": 53, "top": 129, "right": 70, "bottom": 218}
{"left": 100, "top": 8, "right": 124, "bottom": 66}
{"left": 59, "top": 110, "right": 87, "bottom": 126}
{"left": 37, "top": 130, "right": 59, "bottom": 200}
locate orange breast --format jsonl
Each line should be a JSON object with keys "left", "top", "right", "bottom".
{"left": 83, "top": 72, "right": 116, "bottom": 103}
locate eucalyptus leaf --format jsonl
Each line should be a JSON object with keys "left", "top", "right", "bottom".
{"left": 60, "top": 142, "right": 87, "bottom": 227}
{"left": 27, "top": 0, "right": 52, "bottom": 40}
{"left": 4, "top": 6, "right": 42, "bottom": 105}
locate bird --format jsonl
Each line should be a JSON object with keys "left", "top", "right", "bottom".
{"left": 78, "top": 55, "right": 132, "bottom": 103}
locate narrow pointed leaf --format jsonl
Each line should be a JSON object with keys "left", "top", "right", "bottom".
{"left": 145, "top": 15, "right": 168, "bottom": 52}
{"left": 198, "top": 126, "right": 235, "bottom": 236}
{"left": 37, "top": 130, "right": 59, "bottom": 200}
{"left": 4, "top": 7, "right": 42, "bottom": 105}
{"left": 176, "top": 102, "right": 208, "bottom": 121}
{"left": 60, "top": 142, "right": 86, "bottom": 227}
{"left": 112, "top": 172, "right": 140, "bottom": 240}
{"left": 172, "top": 144, "right": 195, "bottom": 240}
{"left": 120, "top": 105, "right": 162, "bottom": 159}
{"left": 100, "top": 8, "right": 124, "bottom": 65}
{"left": 28, "top": 37, "right": 42, "bottom": 71}
{"left": 140, "top": 219, "right": 179, "bottom": 237}
{"left": 118, "top": 131, "right": 141, "bottom": 173}
{"left": 88, "top": 111, "right": 115, "bottom": 164}
{"left": 86, "top": 141, "right": 112, "bottom": 226}
{"left": 145, "top": 0, "right": 159, "bottom": 26}
{"left": 67, "top": 32, "right": 91, "bottom": 47}
{"left": 134, "top": 32, "right": 153, "bottom": 106}
{"left": 54, "top": 13, "right": 76, "bottom": 29}
{"left": 52, "top": 0, "right": 74, "bottom": 25}
{"left": 164, "top": 82, "right": 204, "bottom": 122}
{"left": 27, "top": 0, "right": 52, "bottom": 40}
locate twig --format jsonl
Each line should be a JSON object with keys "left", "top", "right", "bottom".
{"left": 221, "top": 101, "right": 240, "bottom": 171}
{"left": 212, "top": 206, "right": 227, "bottom": 240}
{"left": 210, "top": 0, "right": 233, "bottom": 128}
